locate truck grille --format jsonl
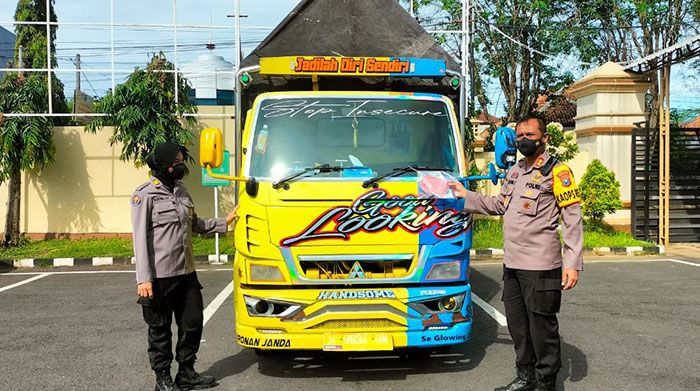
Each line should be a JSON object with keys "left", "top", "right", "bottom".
{"left": 307, "top": 319, "right": 403, "bottom": 330}
{"left": 297, "top": 254, "right": 414, "bottom": 280}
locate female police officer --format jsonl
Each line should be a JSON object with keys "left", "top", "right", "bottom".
{"left": 131, "top": 141, "right": 238, "bottom": 391}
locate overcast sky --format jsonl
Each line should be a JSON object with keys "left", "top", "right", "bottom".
{"left": 0, "top": 0, "right": 697, "bottom": 113}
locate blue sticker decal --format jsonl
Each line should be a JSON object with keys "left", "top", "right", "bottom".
{"left": 405, "top": 285, "right": 472, "bottom": 347}
{"left": 389, "top": 57, "right": 447, "bottom": 77}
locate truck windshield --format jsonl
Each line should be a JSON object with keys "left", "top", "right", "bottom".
{"left": 247, "top": 96, "right": 459, "bottom": 180}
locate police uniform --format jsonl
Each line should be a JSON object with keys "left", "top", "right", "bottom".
{"left": 131, "top": 176, "right": 227, "bottom": 375}
{"left": 462, "top": 152, "right": 583, "bottom": 388}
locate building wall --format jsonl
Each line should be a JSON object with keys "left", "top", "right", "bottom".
{"left": 575, "top": 134, "right": 631, "bottom": 225}
{"left": 575, "top": 92, "right": 647, "bottom": 130}
{"left": 567, "top": 62, "right": 651, "bottom": 229}
{"left": 0, "top": 26, "right": 16, "bottom": 79}
{"left": 0, "top": 106, "right": 236, "bottom": 237}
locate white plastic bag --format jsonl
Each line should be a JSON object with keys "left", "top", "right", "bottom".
{"left": 418, "top": 170, "right": 457, "bottom": 199}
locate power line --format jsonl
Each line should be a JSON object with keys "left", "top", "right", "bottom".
{"left": 472, "top": 2, "right": 593, "bottom": 66}
{"left": 81, "top": 73, "right": 99, "bottom": 98}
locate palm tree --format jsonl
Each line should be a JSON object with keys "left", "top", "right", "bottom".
{"left": 86, "top": 53, "right": 197, "bottom": 166}
{"left": 0, "top": 74, "right": 54, "bottom": 245}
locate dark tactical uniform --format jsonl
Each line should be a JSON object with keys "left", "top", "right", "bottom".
{"left": 463, "top": 152, "right": 583, "bottom": 387}
{"left": 131, "top": 177, "right": 227, "bottom": 373}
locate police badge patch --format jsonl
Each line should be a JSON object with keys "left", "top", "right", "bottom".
{"left": 552, "top": 165, "right": 580, "bottom": 207}
{"left": 131, "top": 195, "right": 142, "bottom": 206}
{"left": 557, "top": 170, "right": 572, "bottom": 187}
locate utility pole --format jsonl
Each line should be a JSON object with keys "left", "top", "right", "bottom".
{"left": 74, "top": 53, "right": 81, "bottom": 114}
{"left": 469, "top": 3, "right": 475, "bottom": 116}
{"left": 75, "top": 53, "right": 81, "bottom": 94}
{"left": 234, "top": 0, "right": 241, "bottom": 71}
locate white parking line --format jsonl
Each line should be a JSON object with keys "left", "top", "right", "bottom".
{"left": 666, "top": 259, "right": 700, "bottom": 267}
{"left": 0, "top": 273, "right": 51, "bottom": 292}
{"left": 472, "top": 293, "right": 508, "bottom": 327}
{"left": 203, "top": 281, "right": 234, "bottom": 326}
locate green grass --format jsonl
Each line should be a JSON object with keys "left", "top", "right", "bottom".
{"left": 472, "top": 219, "right": 505, "bottom": 249}
{"left": 0, "top": 234, "right": 237, "bottom": 260}
{"left": 191, "top": 234, "right": 236, "bottom": 255}
{"left": 472, "top": 218, "right": 655, "bottom": 249}
{"left": 0, "top": 237, "right": 134, "bottom": 259}
{"left": 0, "top": 221, "right": 655, "bottom": 260}
{"left": 582, "top": 221, "right": 654, "bottom": 248}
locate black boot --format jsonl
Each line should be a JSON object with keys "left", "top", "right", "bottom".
{"left": 494, "top": 366, "right": 536, "bottom": 391}
{"left": 534, "top": 374, "right": 557, "bottom": 391}
{"left": 175, "top": 364, "right": 217, "bottom": 390}
{"left": 155, "top": 369, "right": 183, "bottom": 391}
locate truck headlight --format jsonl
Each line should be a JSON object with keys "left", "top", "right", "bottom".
{"left": 439, "top": 296, "right": 459, "bottom": 311}
{"left": 250, "top": 264, "right": 285, "bottom": 282}
{"left": 244, "top": 296, "right": 304, "bottom": 318}
{"left": 409, "top": 292, "right": 466, "bottom": 314}
{"left": 426, "top": 260, "right": 461, "bottom": 280}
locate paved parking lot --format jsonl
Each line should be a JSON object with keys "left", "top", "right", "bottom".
{"left": 1, "top": 257, "right": 699, "bottom": 390}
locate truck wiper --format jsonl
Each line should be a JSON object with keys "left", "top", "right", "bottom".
{"left": 362, "top": 165, "right": 451, "bottom": 188}
{"left": 272, "top": 164, "right": 345, "bottom": 190}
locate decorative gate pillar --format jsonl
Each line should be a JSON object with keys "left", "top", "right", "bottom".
{"left": 568, "top": 62, "right": 652, "bottom": 229}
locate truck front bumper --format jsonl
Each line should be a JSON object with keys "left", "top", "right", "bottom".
{"left": 235, "top": 284, "right": 473, "bottom": 351}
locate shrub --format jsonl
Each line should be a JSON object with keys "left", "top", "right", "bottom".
{"left": 546, "top": 122, "right": 579, "bottom": 162}
{"left": 579, "top": 159, "right": 622, "bottom": 223}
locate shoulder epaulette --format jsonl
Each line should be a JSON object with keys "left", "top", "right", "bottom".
{"left": 135, "top": 181, "right": 150, "bottom": 192}
{"left": 539, "top": 156, "right": 559, "bottom": 176}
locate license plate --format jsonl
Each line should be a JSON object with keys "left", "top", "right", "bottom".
{"left": 323, "top": 333, "right": 393, "bottom": 351}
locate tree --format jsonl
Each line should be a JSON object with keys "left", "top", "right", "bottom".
{"left": 0, "top": 0, "right": 67, "bottom": 246}
{"left": 86, "top": 53, "right": 197, "bottom": 166}
{"left": 568, "top": 0, "right": 699, "bottom": 125}
{"left": 671, "top": 107, "right": 700, "bottom": 126}
{"left": 579, "top": 159, "right": 622, "bottom": 223}
{"left": 0, "top": 75, "right": 54, "bottom": 246}
{"left": 406, "top": 0, "right": 578, "bottom": 125}
{"left": 13, "top": 0, "right": 69, "bottom": 117}
{"left": 408, "top": 0, "right": 700, "bottom": 129}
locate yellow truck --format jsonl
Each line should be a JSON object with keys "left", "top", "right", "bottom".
{"left": 200, "top": 56, "right": 506, "bottom": 353}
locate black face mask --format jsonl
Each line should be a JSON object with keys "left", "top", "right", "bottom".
{"left": 168, "top": 163, "right": 186, "bottom": 181}
{"left": 516, "top": 137, "right": 544, "bottom": 157}
{"left": 146, "top": 141, "right": 189, "bottom": 189}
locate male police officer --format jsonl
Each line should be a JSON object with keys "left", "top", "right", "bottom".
{"left": 132, "top": 142, "right": 238, "bottom": 391}
{"left": 449, "top": 116, "right": 583, "bottom": 391}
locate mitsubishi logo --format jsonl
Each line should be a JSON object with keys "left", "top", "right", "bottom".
{"left": 347, "top": 261, "right": 366, "bottom": 279}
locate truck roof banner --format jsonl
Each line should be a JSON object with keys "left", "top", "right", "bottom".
{"left": 259, "top": 56, "right": 446, "bottom": 77}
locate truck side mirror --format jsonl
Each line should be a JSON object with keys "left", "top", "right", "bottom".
{"left": 246, "top": 177, "right": 259, "bottom": 197}
{"left": 488, "top": 162, "right": 500, "bottom": 185}
{"left": 199, "top": 128, "right": 224, "bottom": 168}
{"left": 494, "top": 126, "right": 517, "bottom": 170}
{"left": 462, "top": 162, "right": 502, "bottom": 185}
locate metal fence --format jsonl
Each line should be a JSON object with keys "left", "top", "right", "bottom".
{"left": 632, "top": 127, "right": 700, "bottom": 242}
